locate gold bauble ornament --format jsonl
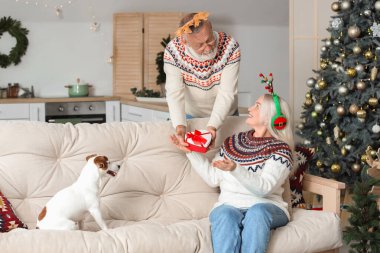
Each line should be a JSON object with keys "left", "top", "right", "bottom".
{"left": 351, "top": 163, "right": 361, "bottom": 173}
{"left": 320, "top": 61, "right": 328, "bottom": 70}
{"left": 348, "top": 25, "right": 361, "bottom": 38}
{"left": 369, "top": 97, "right": 379, "bottom": 107}
{"left": 371, "top": 66, "right": 378, "bottom": 81}
{"left": 331, "top": 163, "right": 341, "bottom": 173}
{"left": 364, "top": 50, "right": 374, "bottom": 60}
{"left": 337, "top": 105, "right": 345, "bottom": 116}
{"left": 346, "top": 68, "right": 357, "bottom": 78}
{"left": 341, "top": 147, "right": 347, "bottom": 156}
{"left": 357, "top": 109, "right": 367, "bottom": 119}
{"left": 317, "top": 79, "right": 327, "bottom": 89}
{"left": 317, "top": 130, "right": 323, "bottom": 135}
{"left": 311, "top": 111, "right": 318, "bottom": 118}
{"left": 304, "top": 98, "right": 313, "bottom": 106}
{"left": 341, "top": 0, "right": 351, "bottom": 10}
{"left": 375, "top": 0, "right": 380, "bottom": 11}
{"left": 338, "top": 85, "right": 348, "bottom": 96}
{"left": 370, "top": 150, "right": 377, "bottom": 158}
{"left": 305, "top": 92, "right": 312, "bottom": 99}
{"left": 331, "top": 2, "right": 341, "bottom": 11}
{"left": 349, "top": 104, "right": 359, "bottom": 114}
{"left": 353, "top": 46, "right": 362, "bottom": 54}
{"left": 316, "top": 160, "right": 323, "bottom": 168}
{"left": 361, "top": 154, "right": 368, "bottom": 162}
{"left": 355, "top": 80, "right": 366, "bottom": 90}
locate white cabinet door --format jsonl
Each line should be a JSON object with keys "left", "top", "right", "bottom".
{"left": 106, "top": 101, "right": 121, "bottom": 122}
{"left": 121, "top": 105, "right": 153, "bottom": 122}
{"left": 0, "top": 104, "right": 30, "bottom": 120}
{"left": 29, "top": 103, "right": 45, "bottom": 122}
{"left": 152, "top": 110, "right": 171, "bottom": 122}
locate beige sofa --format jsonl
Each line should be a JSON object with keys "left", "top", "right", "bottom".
{"left": 0, "top": 117, "right": 344, "bottom": 253}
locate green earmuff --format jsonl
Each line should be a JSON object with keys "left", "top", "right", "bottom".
{"left": 271, "top": 94, "right": 287, "bottom": 130}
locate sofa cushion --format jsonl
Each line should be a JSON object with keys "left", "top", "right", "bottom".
{"left": 0, "top": 209, "right": 342, "bottom": 253}
{"left": 268, "top": 208, "right": 342, "bottom": 253}
{"left": 0, "top": 191, "right": 28, "bottom": 232}
{"left": 290, "top": 146, "right": 314, "bottom": 208}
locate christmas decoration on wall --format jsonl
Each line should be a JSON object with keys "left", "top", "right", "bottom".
{"left": 14, "top": 0, "right": 75, "bottom": 19}
{"left": 12, "top": 0, "right": 113, "bottom": 63}
{"left": 0, "top": 16, "right": 29, "bottom": 68}
{"left": 297, "top": 1, "right": 380, "bottom": 186}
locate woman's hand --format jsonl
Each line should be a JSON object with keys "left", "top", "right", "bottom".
{"left": 212, "top": 158, "right": 236, "bottom": 171}
{"left": 206, "top": 126, "right": 217, "bottom": 148}
{"left": 170, "top": 134, "right": 191, "bottom": 153}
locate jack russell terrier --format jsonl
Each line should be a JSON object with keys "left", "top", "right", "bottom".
{"left": 36, "top": 154, "right": 120, "bottom": 230}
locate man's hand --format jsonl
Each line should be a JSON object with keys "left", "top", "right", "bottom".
{"left": 212, "top": 158, "right": 236, "bottom": 171}
{"left": 207, "top": 126, "right": 217, "bottom": 148}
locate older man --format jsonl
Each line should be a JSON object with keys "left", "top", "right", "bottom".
{"left": 164, "top": 12, "right": 241, "bottom": 147}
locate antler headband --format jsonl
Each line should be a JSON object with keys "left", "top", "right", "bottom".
{"left": 259, "top": 72, "right": 274, "bottom": 94}
{"left": 259, "top": 73, "right": 288, "bottom": 130}
{"left": 176, "top": 12, "right": 209, "bottom": 37}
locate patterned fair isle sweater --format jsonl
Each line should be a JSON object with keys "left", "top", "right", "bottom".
{"left": 164, "top": 31, "right": 241, "bottom": 129}
{"left": 186, "top": 130, "right": 293, "bottom": 218}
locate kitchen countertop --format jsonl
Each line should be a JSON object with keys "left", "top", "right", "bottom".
{"left": 0, "top": 96, "right": 249, "bottom": 114}
{"left": 121, "top": 98, "right": 249, "bottom": 114}
{"left": 0, "top": 96, "right": 120, "bottom": 104}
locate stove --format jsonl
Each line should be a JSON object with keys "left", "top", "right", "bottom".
{"left": 45, "top": 101, "right": 106, "bottom": 124}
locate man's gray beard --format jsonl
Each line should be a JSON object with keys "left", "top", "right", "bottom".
{"left": 198, "top": 50, "right": 215, "bottom": 61}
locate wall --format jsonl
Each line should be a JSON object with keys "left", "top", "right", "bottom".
{"left": 0, "top": 20, "right": 288, "bottom": 107}
{"left": 217, "top": 24, "right": 289, "bottom": 105}
{"left": 0, "top": 22, "right": 113, "bottom": 98}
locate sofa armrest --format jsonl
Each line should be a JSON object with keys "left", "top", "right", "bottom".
{"left": 302, "top": 174, "right": 345, "bottom": 215}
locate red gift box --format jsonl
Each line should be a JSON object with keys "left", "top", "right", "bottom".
{"left": 185, "top": 130, "right": 212, "bottom": 153}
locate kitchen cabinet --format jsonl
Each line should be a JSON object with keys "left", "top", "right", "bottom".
{"left": 0, "top": 103, "right": 45, "bottom": 121}
{"left": 113, "top": 12, "right": 183, "bottom": 100}
{"left": 29, "top": 103, "right": 45, "bottom": 121}
{"left": 106, "top": 101, "right": 121, "bottom": 122}
{"left": 121, "top": 104, "right": 170, "bottom": 122}
{"left": 0, "top": 104, "right": 30, "bottom": 120}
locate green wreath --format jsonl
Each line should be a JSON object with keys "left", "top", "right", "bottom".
{"left": 0, "top": 17, "right": 29, "bottom": 68}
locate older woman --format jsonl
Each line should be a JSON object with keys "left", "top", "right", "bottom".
{"left": 171, "top": 93, "right": 294, "bottom": 253}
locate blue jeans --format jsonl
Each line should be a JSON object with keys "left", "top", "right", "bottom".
{"left": 209, "top": 203, "right": 289, "bottom": 253}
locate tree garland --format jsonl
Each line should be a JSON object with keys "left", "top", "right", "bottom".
{"left": 0, "top": 17, "right": 29, "bottom": 68}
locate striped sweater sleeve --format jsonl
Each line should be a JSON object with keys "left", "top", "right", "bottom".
{"left": 164, "top": 48, "right": 186, "bottom": 128}
{"left": 186, "top": 151, "right": 223, "bottom": 187}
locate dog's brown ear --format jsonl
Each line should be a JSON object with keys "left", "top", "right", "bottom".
{"left": 94, "top": 156, "right": 109, "bottom": 170}
{"left": 38, "top": 207, "right": 47, "bottom": 221}
{"left": 86, "top": 154, "right": 97, "bottom": 161}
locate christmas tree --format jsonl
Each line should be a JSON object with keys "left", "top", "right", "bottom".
{"left": 297, "top": 0, "right": 380, "bottom": 185}
{"left": 343, "top": 174, "right": 380, "bottom": 253}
